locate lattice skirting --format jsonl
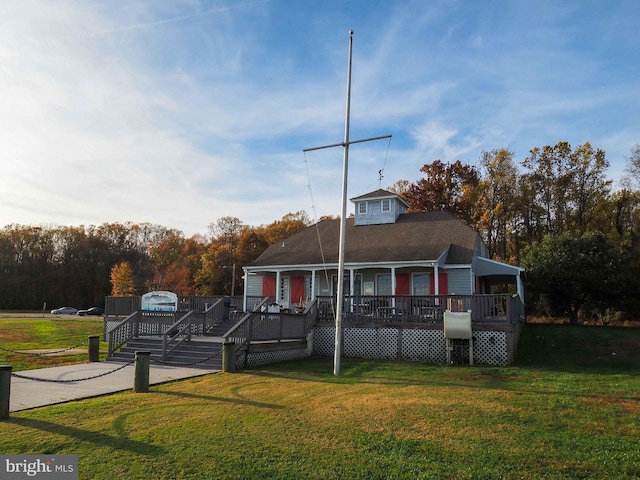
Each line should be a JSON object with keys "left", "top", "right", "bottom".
{"left": 243, "top": 347, "right": 309, "bottom": 368}
{"left": 105, "top": 320, "right": 120, "bottom": 335}
{"left": 314, "top": 326, "right": 512, "bottom": 366}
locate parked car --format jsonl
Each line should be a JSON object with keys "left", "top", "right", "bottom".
{"left": 51, "top": 307, "right": 78, "bottom": 315}
{"left": 77, "top": 307, "right": 105, "bottom": 316}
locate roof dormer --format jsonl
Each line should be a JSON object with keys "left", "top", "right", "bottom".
{"left": 351, "top": 189, "right": 409, "bottom": 226}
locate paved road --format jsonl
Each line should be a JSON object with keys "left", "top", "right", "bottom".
{"left": 9, "top": 361, "right": 217, "bottom": 412}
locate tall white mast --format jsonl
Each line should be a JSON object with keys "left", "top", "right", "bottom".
{"left": 303, "top": 30, "right": 391, "bottom": 376}
{"left": 332, "top": 29, "right": 354, "bottom": 376}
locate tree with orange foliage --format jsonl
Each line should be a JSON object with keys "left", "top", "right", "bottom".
{"left": 110, "top": 261, "right": 136, "bottom": 296}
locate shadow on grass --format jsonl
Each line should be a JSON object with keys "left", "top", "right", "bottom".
{"left": 515, "top": 323, "right": 640, "bottom": 374}
{"left": 243, "top": 352, "right": 640, "bottom": 405}
{"left": 153, "top": 388, "right": 285, "bottom": 409}
{"left": 9, "top": 417, "right": 166, "bottom": 456}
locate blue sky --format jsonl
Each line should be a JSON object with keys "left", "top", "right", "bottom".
{"left": 1, "top": 0, "right": 638, "bottom": 236}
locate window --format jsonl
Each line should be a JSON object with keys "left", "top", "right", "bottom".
{"left": 332, "top": 274, "right": 362, "bottom": 296}
{"left": 381, "top": 199, "right": 391, "bottom": 213}
{"left": 305, "top": 276, "right": 313, "bottom": 300}
{"left": 413, "top": 274, "right": 430, "bottom": 295}
{"left": 279, "top": 277, "right": 289, "bottom": 304}
{"left": 358, "top": 202, "right": 367, "bottom": 215}
{"left": 377, "top": 274, "right": 392, "bottom": 295}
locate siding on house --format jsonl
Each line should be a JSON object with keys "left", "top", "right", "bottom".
{"left": 246, "top": 274, "right": 263, "bottom": 297}
{"left": 445, "top": 268, "right": 472, "bottom": 295}
{"left": 352, "top": 189, "right": 407, "bottom": 226}
{"left": 354, "top": 198, "right": 397, "bottom": 226}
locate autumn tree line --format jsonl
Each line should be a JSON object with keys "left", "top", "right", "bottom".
{"left": 391, "top": 142, "right": 640, "bottom": 324}
{"left": 2, "top": 141, "right": 640, "bottom": 323}
{"left": 0, "top": 213, "right": 310, "bottom": 311}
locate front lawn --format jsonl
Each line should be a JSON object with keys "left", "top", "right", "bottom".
{"left": 1, "top": 322, "right": 639, "bottom": 478}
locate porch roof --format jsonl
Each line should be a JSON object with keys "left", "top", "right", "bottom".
{"left": 249, "top": 210, "right": 479, "bottom": 268}
{"left": 473, "top": 256, "right": 525, "bottom": 277}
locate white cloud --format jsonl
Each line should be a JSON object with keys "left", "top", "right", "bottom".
{"left": 411, "top": 122, "right": 457, "bottom": 153}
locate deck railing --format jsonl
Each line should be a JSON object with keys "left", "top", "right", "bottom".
{"left": 202, "top": 298, "right": 226, "bottom": 334}
{"left": 107, "top": 295, "right": 524, "bottom": 360}
{"left": 107, "top": 311, "right": 140, "bottom": 356}
{"left": 244, "top": 296, "right": 267, "bottom": 313}
{"left": 105, "top": 295, "right": 245, "bottom": 317}
{"left": 160, "top": 299, "right": 227, "bottom": 359}
{"left": 106, "top": 311, "right": 186, "bottom": 356}
{"left": 223, "top": 298, "right": 317, "bottom": 348}
{"left": 316, "top": 294, "right": 525, "bottom": 325}
{"left": 161, "top": 311, "right": 194, "bottom": 359}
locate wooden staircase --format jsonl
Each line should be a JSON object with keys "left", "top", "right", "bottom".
{"left": 107, "top": 337, "right": 224, "bottom": 370}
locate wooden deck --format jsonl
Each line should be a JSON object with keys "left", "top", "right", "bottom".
{"left": 105, "top": 294, "right": 526, "bottom": 367}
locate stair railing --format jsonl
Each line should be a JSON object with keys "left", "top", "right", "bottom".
{"left": 162, "top": 311, "right": 194, "bottom": 360}
{"left": 107, "top": 311, "right": 141, "bottom": 357}
{"left": 221, "top": 297, "right": 269, "bottom": 348}
{"left": 202, "top": 298, "right": 225, "bottom": 334}
{"left": 222, "top": 298, "right": 317, "bottom": 347}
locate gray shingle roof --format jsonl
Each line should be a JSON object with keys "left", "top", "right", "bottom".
{"left": 250, "top": 210, "right": 479, "bottom": 267}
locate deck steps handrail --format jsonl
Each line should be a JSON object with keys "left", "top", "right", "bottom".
{"left": 106, "top": 311, "right": 140, "bottom": 357}
{"left": 160, "top": 299, "right": 226, "bottom": 359}
{"left": 202, "top": 298, "right": 225, "bottom": 334}
{"left": 107, "top": 298, "right": 229, "bottom": 359}
{"left": 107, "top": 311, "right": 177, "bottom": 356}
{"left": 162, "top": 311, "right": 194, "bottom": 360}
{"left": 221, "top": 297, "right": 268, "bottom": 347}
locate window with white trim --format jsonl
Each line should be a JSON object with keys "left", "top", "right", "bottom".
{"left": 381, "top": 199, "right": 391, "bottom": 212}
{"left": 358, "top": 202, "right": 367, "bottom": 215}
{"left": 377, "top": 274, "right": 392, "bottom": 295}
{"left": 413, "top": 274, "right": 430, "bottom": 295}
{"left": 279, "top": 276, "right": 289, "bottom": 304}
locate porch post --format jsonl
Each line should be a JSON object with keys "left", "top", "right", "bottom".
{"left": 276, "top": 271, "right": 281, "bottom": 304}
{"left": 391, "top": 266, "right": 396, "bottom": 310}
{"left": 516, "top": 273, "right": 524, "bottom": 299}
{"left": 349, "top": 268, "right": 355, "bottom": 312}
{"left": 311, "top": 269, "right": 317, "bottom": 301}
{"left": 434, "top": 264, "right": 440, "bottom": 295}
{"left": 242, "top": 268, "right": 248, "bottom": 312}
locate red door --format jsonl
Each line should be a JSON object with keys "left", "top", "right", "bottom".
{"left": 395, "top": 273, "right": 410, "bottom": 295}
{"left": 430, "top": 273, "right": 448, "bottom": 294}
{"left": 262, "top": 277, "right": 276, "bottom": 297}
{"left": 290, "top": 277, "right": 306, "bottom": 304}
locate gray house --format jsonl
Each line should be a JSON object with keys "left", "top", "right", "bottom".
{"left": 243, "top": 189, "right": 524, "bottom": 309}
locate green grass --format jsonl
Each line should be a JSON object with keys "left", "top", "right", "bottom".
{"left": 0, "top": 314, "right": 106, "bottom": 369}
{"left": 1, "top": 321, "right": 640, "bottom": 479}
